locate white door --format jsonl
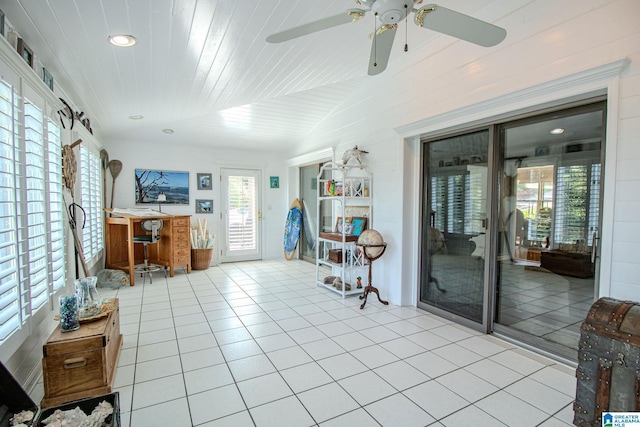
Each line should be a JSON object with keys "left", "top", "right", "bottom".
{"left": 220, "top": 168, "right": 262, "bottom": 262}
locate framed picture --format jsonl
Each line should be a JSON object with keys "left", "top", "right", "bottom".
{"left": 270, "top": 176, "right": 279, "bottom": 189}
{"left": 351, "top": 217, "right": 368, "bottom": 236}
{"left": 17, "top": 38, "right": 34, "bottom": 68}
{"left": 197, "top": 173, "right": 212, "bottom": 190}
{"left": 42, "top": 67, "right": 54, "bottom": 91}
{"left": 334, "top": 216, "right": 352, "bottom": 234}
{"left": 196, "top": 199, "right": 213, "bottom": 214}
{"left": 135, "top": 169, "right": 189, "bottom": 205}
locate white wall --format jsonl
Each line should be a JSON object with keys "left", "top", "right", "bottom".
{"left": 105, "top": 140, "right": 289, "bottom": 263}
{"left": 294, "top": 0, "right": 640, "bottom": 305}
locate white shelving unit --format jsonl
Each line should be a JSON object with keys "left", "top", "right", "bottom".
{"left": 316, "top": 162, "right": 372, "bottom": 298}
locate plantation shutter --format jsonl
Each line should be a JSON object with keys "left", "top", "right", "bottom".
{"left": 587, "top": 163, "right": 601, "bottom": 246}
{"left": 22, "top": 100, "right": 48, "bottom": 312}
{"left": 430, "top": 176, "right": 445, "bottom": 231}
{"left": 46, "top": 119, "right": 65, "bottom": 292}
{"left": 554, "top": 162, "right": 600, "bottom": 247}
{"left": 0, "top": 80, "right": 20, "bottom": 341}
{"left": 227, "top": 175, "right": 256, "bottom": 251}
{"left": 447, "top": 174, "right": 465, "bottom": 234}
{"left": 80, "top": 146, "right": 103, "bottom": 261}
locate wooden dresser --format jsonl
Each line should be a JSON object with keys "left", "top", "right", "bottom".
{"left": 171, "top": 215, "right": 191, "bottom": 273}
{"left": 105, "top": 209, "right": 191, "bottom": 285}
{"left": 41, "top": 299, "right": 122, "bottom": 408}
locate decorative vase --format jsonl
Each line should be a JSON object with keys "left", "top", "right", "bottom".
{"left": 59, "top": 294, "right": 80, "bottom": 332}
{"left": 74, "top": 276, "right": 101, "bottom": 318}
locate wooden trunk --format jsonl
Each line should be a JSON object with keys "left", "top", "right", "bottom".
{"left": 41, "top": 299, "right": 122, "bottom": 408}
{"left": 574, "top": 297, "right": 640, "bottom": 426}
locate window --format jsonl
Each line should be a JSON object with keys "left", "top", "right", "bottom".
{"left": 80, "top": 146, "right": 103, "bottom": 263}
{"left": 0, "top": 78, "right": 66, "bottom": 352}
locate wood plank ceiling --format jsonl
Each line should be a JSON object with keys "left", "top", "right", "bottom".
{"left": 0, "top": 0, "right": 506, "bottom": 153}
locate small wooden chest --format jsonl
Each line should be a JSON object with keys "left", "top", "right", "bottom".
{"left": 41, "top": 298, "right": 122, "bottom": 408}
{"left": 574, "top": 297, "right": 640, "bottom": 426}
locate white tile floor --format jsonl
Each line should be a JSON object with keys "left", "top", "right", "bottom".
{"left": 98, "top": 259, "right": 577, "bottom": 426}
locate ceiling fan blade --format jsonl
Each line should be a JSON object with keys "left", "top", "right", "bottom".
{"left": 368, "top": 25, "right": 397, "bottom": 76}
{"left": 414, "top": 4, "right": 506, "bottom": 47}
{"left": 266, "top": 9, "right": 366, "bottom": 43}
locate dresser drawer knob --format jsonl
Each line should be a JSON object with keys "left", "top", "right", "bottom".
{"left": 64, "top": 357, "right": 87, "bottom": 369}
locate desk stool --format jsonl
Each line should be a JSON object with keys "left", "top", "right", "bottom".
{"left": 133, "top": 219, "right": 166, "bottom": 284}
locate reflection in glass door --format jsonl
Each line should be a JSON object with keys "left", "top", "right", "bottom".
{"left": 495, "top": 104, "right": 604, "bottom": 357}
{"left": 419, "top": 130, "right": 489, "bottom": 324}
{"left": 300, "top": 165, "right": 320, "bottom": 262}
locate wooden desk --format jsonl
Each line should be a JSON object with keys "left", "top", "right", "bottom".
{"left": 105, "top": 209, "right": 191, "bottom": 285}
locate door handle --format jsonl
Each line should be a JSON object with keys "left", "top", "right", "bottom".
{"left": 591, "top": 231, "right": 598, "bottom": 263}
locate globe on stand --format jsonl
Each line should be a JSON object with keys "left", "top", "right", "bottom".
{"left": 357, "top": 229, "right": 389, "bottom": 309}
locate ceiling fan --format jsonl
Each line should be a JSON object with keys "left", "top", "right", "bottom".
{"left": 266, "top": 0, "right": 507, "bottom": 76}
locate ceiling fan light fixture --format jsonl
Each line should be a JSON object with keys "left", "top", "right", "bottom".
{"left": 108, "top": 34, "right": 137, "bottom": 47}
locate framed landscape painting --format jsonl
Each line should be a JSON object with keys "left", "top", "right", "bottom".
{"left": 135, "top": 169, "right": 189, "bottom": 205}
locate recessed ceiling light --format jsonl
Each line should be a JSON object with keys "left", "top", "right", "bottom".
{"left": 128, "top": 114, "right": 144, "bottom": 120}
{"left": 162, "top": 129, "right": 175, "bottom": 134}
{"left": 108, "top": 34, "right": 137, "bottom": 47}
{"left": 550, "top": 128, "right": 565, "bottom": 135}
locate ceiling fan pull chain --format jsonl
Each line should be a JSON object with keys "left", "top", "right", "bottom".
{"left": 373, "top": 12, "right": 378, "bottom": 67}
{"left": 404, "top": 4, "right": 408, "bottom": 52}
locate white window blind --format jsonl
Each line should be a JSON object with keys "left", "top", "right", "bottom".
{"left": 0, "top": 78, "right": 67, "bottom": 350}
{"left": 227, "top": 175, "right": 256, "bottom": 251}
{"left": 80, "top": 146, "right": 103, "bottom": 262}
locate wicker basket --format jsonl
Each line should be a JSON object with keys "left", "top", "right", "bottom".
{"left": 191, "top": 248, "right": 213, "bottom": 270}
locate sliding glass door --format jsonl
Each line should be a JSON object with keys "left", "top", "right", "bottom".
{"left": 494, "top": 104, "right": 604, "bottom": 357}
{"left": 419, "top": 129, "right": 490, "bottom": 325}
{"left": 419, "top": 100, "right": 606, "bottom": 358}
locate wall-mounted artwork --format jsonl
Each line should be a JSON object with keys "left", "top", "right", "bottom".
{"left": 196, "top": 199, "right": 213, "bottom": 214}
{"left": 135, "top": 169, "right": 189, "bottom": 205}
{"left": 197, "top": 173, "right": 212, "bottom": 190}
{"left": 270, "top": 176, "right": 279, "bottom": 189}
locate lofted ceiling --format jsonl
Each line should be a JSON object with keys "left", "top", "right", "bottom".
{"left": 1, "top": 0, "right": 513, "bottom": 153}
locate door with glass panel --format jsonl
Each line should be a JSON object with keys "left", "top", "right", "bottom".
{"left": 494, "top": 103, "right": 604, "bottom": 357}
{"left": 220, "top": 169, "right": 262, "bottom": 262}
{"left": 419, "top": 129, "right": 490, "bottom": 325}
